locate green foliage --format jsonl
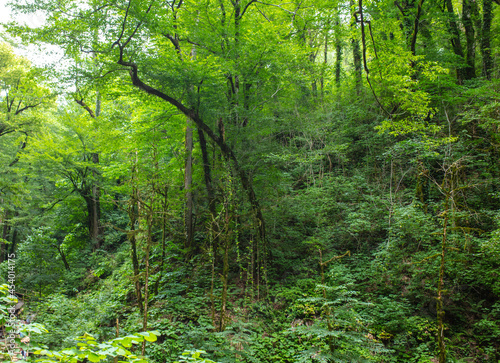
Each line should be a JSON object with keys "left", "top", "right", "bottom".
{"left": 174, "top": 350, "right": 218, "bottom": 363}
{"left": 2, "top": 0, "right": 500, "bottom": 362}
{"left": 33, "top": 331, "right": 159, "bottom": 363}
{"left": 291, "top": 263, "right": 389, "bottom": 362}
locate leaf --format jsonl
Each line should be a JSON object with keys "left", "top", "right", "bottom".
{"left": 87, "top": 352, "right": 101, "bottom": 362}
{"left": 137, "top": 331, "right": 158, "bottom": 342}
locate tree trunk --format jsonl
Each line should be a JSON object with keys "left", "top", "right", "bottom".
{"left": 141, "top": 213, "right": 152, "bottom": 356}
{"left": 335, "top": 20, "right": 342, "bottom": 87}
{"left": 320, "top": 30, "right": 328, "bottom": 98}
{"left": 462, "top": 0, "right": 476, "bottom": 79}
{"left": 84, "top": 193, "right": 100, "bottom": 246}
{"left": 117, "top": 57, "right": 267, "bottom": 254}
{"left": 91, "top": 152, "right": 102, "bottom": 249}
{"left": 219, "top": 235, "right": 229, "bottom": 332}
{"left": 128, "top": 183, "right": 143, "bottom": 315}
{"left": 0, "top": 210, "right": 9, "bottom": 264}
{"left": 9, "top": 227, "right": 17, "bottom": 255}
{"left": 197, "top": 128, "right": 220, "bottom": 263}
{"left": 444, "top": 0, "right": 467, "bottom": 83}
{"left": 232, "top": 0, "right": 241, "bottom": 125}
{"left": 74, "top": 97, "right": 102, "bottom": 248}
{"left": 184, "top": 119, "right": 194, "bottom": 250}
{"left": 351, "top": 0, "right": 362, "bottom": 94}
{"left": 481, "top": 0, "right": 493, "bottom": 79}
{"left": 56, "top": 245, "right": 71, "bottom": 271}
{"left": 91, "top": 92, "right": 103, "bottom": 248}
{"left": 154, "top": 185, "right": 168, "bottom": 295}
{"left": 410, "top": 0, "right": 425, "bottom": 57}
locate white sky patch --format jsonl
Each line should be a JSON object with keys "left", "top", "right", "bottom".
{"left": 0, "top": 0, "right": 64, "bottom": 68}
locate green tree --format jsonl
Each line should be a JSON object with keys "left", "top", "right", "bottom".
{"left": 0, "top": 42, "right": 52, "bottom": 262}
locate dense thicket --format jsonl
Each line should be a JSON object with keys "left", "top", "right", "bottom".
{"left": 1, "top": 0, "right": 499, "bottom": 362}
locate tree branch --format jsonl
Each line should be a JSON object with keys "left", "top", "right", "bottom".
{"left": 239, "top": 0, "right": 258, "bottom": 19}
{"left": 410, "top": 0, "right": 425, "bottom": 56}
{"left": 15, "top": 102, "right": 42, "bottom": 115}
{"left": 117, "top": 58, "right": 267, "bottom": 244}
{"left": 75, "top": 98, "right": 96, "bottom": 118}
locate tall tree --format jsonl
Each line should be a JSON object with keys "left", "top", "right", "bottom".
{"left": 0, "top": 42, "right": 52, "bottom": 260}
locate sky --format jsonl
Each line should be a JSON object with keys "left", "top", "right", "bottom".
{"left": 0, "top": 0, "right": 62, "bottom": 67}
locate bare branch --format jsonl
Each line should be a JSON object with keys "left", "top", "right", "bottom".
{"left": 15, "top": 102, "right": 43, "bottom": 115}
{"left": 75, "top": 97, "right": 96, "bottom": 118}
{"left": 239, "top": 0, "right": 258, "bottom": 19}
{"left": 113, "top": 0, "right": 133, "bottom": 48}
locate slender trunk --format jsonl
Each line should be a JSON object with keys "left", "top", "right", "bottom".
{"left": 320, "top": 30, "right": 328, "bottom": 98}
{"left": 481, "top": 0, "right": 493, "bottom": 78}
{"left": 410, "top": 0, "right": 425, "bottom": 57}
{"left": 9, "top": 227, "right": 17, "bottom": 254}
{"left": 444, "top": 0, "right": 466, "bottom": 83}
{"left": 75, "top": 71, "right": 103, "bottom": 249}
{"left": 91, "top": 26, "right": 102, "bottom": 248}
{"left": 128, "top": 183, "right": 143, "bottom": 315}
{"left": 462, "top": 0, "right": 476, "bottom": 79}
{"left": 95, "top": 91, "right": 101, "bottom": 118}
{"left": 351, "top": 0, "right": 362, "bottom": 94}
{"left": 197, "top": 129, "right": 215, "bottom": 211}
{"left": 416, "top": 162, "right": 429, "bottom": 213}
{"left": 210, "top": 228, "right": 216, "bottom": 329}
{"left": 184, "top": 119, "right": 194, "bottom": 251}
{"left": 91, "top": 152, "right": 102, "bottom": 249}
{"left": 335, "top": 20, "right": 342, "bottom": 87}
{"left": 154, "top": 185, "right": 168, "bottom": 295}
{"left": 91, "top": 91, "right": 102, "bottom": 248}
{"left": 219, "top": 226, "right": 229, "bottom": 332}
{"left": 56, "top": 245, "right": 71, "bottom": 271}
{"left": 197, "top": 128, "right": 220, "bottom": 265}
{"left": 141, "top": 213, "right": 152, "bottom": 356}
{"left": 0, "top": 238, "right": 4, "bottom": 264}
{"left": 231, "top": 1, "right": 241, "bottom": 125}
{"left": 0, "top": 210, "right": 9, "bottom": 263}
{"left": 84, "top": 194, "right": 99, "bottom": 244}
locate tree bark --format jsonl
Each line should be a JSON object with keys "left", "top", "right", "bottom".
{"left": 92, "top": 92, "right": 103, "bottom": 248}
{"left": 444, "top": 0, "right": 467, "bottom": 83}
{"left": 320, "top": 30, "right": 328, "bottom": 98}
{"left": 9, "top": 227, "right": 17, "bottom": 255}
{"left": 334, "top": 16, "right": 342, "bottom": 87}
{"left": 141, "top": 213, "right": 152, "bottom": 356}
{"left": 91, "top": 152, "right": 102, "bottom": 248}
{"left": 56, "top": 245, "right": 71, "bottom": 271}
{"left": 0, "top": 210, "right": 10, "bottom": 264}
{"left": 462, "top": 0, "right": 476, "bottom": 79}
{"left": 197, "top": 129, "right": 215, "bottom": 211}
{"left": 128, "top": 181, "right": 143, "bottom": 315}
{"left": 481, "top": 0, "right": 493, "bottom": 78}
{"left": 184, "top": 119, "right": 194, "bottom": 250}
{"left": 154, "top": 185, "right": 168, "bottom": 295}
{"left": 351, "top": 0, "right": 362, "bottom": 94}
{"left": 74, "top": 98, "right": 103, "bottom": 247}
{"left": 410, "top": 0, "right": 425, "bottom": 57}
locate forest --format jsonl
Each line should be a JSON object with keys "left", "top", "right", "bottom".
{"left": 0, "top": 0, "right": 499, "bottom": 361}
